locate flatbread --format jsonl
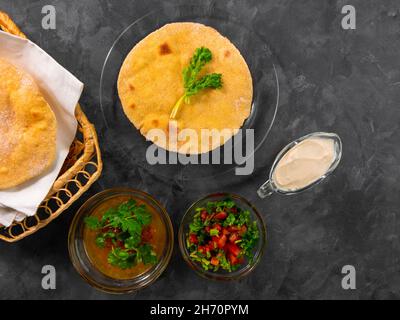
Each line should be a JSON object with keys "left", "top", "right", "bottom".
{"left": 118, "top": 22, "right": 253, "bottom": 154}
{"left": 0, "top": 59, "right": 57, "bottom": 190}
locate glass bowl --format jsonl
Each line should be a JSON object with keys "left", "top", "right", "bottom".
{"left": 178, "top": 193, "right": 266, "bottom": 281}
{"left": 68, "top": 188, "right": 174, "bottom": 294}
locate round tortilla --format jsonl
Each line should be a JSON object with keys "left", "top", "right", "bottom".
{"left": 0, "top": 59, "right": 57, "bottom": 190}
{"left": 118, "top": 22, "right": 253, "bottom": 154}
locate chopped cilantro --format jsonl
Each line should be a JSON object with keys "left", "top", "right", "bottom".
{"left": 223, "top": 213, "right": 236, "bottom": 226}
{"left": 84, "top": 198, "right": 158, "bottom": 270}
{"left": 209, "top": 228, "right": 219, "bottom": 236}
{"left": 84, "top": 216, "right": 102, "bottom": 230}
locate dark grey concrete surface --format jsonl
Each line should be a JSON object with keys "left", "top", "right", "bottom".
{"left": 1, "top": 0, "right": 400, "bottom": 300}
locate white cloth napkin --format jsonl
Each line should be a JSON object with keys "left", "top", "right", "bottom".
{"left": 0, "top": 31, "right": 84, "bottom": 227}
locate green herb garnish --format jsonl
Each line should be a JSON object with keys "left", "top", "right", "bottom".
{"left": 84, "top": 199, "right": 158, "bottom": 270}
{"left": 170, "top": 47, "right": 223, "bottom": 119}
{"left": 209, "top": 228, "right": 219, "bottom": 236}
{"left": 223, "top": 213, "right": 236, "bottom": 227}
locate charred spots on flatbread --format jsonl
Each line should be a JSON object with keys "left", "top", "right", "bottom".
{"left": 159, "top": 42, "right": 172, "bottom": 55}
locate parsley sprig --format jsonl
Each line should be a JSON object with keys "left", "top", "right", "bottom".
{"left": 84, "top": 199, "right": 157, "bottom": 270}
{"left": 170, "top": 47, "right": 223, "bottom": 119}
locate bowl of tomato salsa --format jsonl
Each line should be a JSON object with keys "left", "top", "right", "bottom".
{"left": 178, "top": 193, "right": 266, "bottom": 281}
{"left": 68, "top": 188, "right": 174, "bottom": 293}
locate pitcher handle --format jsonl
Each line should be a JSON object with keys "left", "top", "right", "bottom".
{"left": 257, "top": 180, "right": 275, "bottom": 198}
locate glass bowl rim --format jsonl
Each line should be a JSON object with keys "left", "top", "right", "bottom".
{"left": 68, "top": 187, "right": 174, "bottom": 294}
{"left": 178, "top": 192, "right": 267, "bottom": 281}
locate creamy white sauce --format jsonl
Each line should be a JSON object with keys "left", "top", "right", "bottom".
{"left": 272, "top": 137, "right": 335, "bottom": 191}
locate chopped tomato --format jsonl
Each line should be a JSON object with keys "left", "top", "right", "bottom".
{"left": 210, "top": 257, "right": 219, "bottom": 266}
{"left": 217, "top": 235, "right": 227, "bottom": 249}
{"left": 222, "top": 227, "right": 230, "bottom": 236}
{"left": 225, "top": 242, "right": 241, "bottom": 256}
{"left": 205, "top": 226, "right": 210, "bottom": 233}
{"left": 212, "top": 223, "right": 222, "bottom": 231}
{"left": 227, "top": 252, "right": 244, "bottom": 265}
{"left": 104, "top": 238, "right": 113, "bottom": 248}
{"left": 212, "top": 234, "right": 227, "bottom": 249}
{"left": 101, "top": 226, "right": 111, "bottom": 233}
{"left": 116, "top": 240, "right": 125, "bottom": 248}
{"left": 189, "top": 233, "right": 198, "bottom": 244}
{"left": 102, "top": 226, "right": 121, "bottom": 234}
{"left": 199, "top": 245, "right": 210, "bottom": 254}
{"left": 214, "top": 211, "right": 227, "bottom": 220}
{"left": 228, "top": 252, "right": 239, "bottom": 265}
{"left": 239, "top": 225, "right": 247, "bottom": 236}
{"left": 141, "top": 226, "right": 153, "bottom": 242}
{"left": 228, "top": 225, "right": 240, "bottom": 233}
{"left": 200, "top": 210, "right": 208, "bottom": 221}
{"left": 206, "top": 241, "right": 215, "bottom": 250}
{"left": 230, "top": 207, "right": 238, "bottom": 214}
{"left": 229, "top": 233, "right": 240, "bottom": 243}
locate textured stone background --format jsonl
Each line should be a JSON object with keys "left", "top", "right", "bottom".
{"left": 1, "top": 0, "right": 400, "bottom": 300}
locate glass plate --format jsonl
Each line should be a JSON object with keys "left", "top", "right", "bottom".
{"left": 100, "top": 3, "right": 279, "bottom": 181}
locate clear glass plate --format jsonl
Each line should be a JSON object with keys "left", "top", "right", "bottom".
{"left": 100, "top": 3, "right": 279, "bottom": 181}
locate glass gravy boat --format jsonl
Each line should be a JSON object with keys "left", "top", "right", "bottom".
{"left": 257, "top": 132, "right": 342, "bottom": 198}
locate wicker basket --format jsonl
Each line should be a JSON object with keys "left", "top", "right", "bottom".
{"left": 0, "top": 11, "right": 103, "bottom": 242}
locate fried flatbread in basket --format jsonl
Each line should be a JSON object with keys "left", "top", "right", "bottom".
{"left": 0, "top": 58, "right": 56, "bottom": 189}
